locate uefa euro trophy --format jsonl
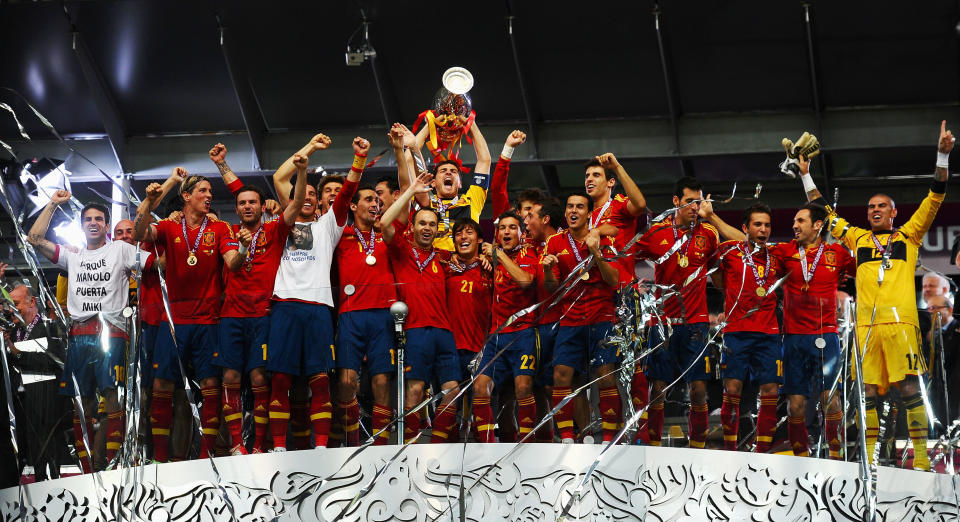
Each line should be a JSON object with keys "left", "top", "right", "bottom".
{"left": 414, "top": 67, "right": 476, "bottom": 163}
{"left": 778, "top": 131, "right": 821, "bottom": 178}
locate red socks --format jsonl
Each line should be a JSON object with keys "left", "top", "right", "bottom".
{"left": 328, "top": 403, "right": 345, "bottom": 448}
{"left": 222, "top": 382, "right": 245, "bottom": 453}
{"left": 517, "top": 395, "right": 537, "bottom": 441}
{"left": 72, "top": 415, "right": 95, "bottom": 473}
{"left": 648, "top": 402, "right": 664, "bottom": 446}
{"left": 372, "top": 403, "right": 392, "bottom": 445}
{"left": 631, "top": 367, "right": 649, "bottom": 445}
{"left": 551, "top": 387, "right": 575, "bottom": 441}
{"left": 721, "top": 393, "right": 741, "bottom": 451}
{"left": 825, "top": 410, "right": 843, "bottom": 460}
{"left": 269, "top": 373, "right": 292, "bottom": 450}
{"left": 431, "top": 402, "right": 458, "bottom": 443}
{"left": 308, "top": 374, "right": 332, "bottom": 448}
{"left": 473, "top": 396, "right": 495, "bottom": 442}
{"left": 200, "top": 385, "right": 222, "bottom": 458}
{"left": 339, "top": 398, "right": 360, "bottom": 447}
{"left": 105, "top": 410, "right": 124, "bottom": 464}
{"left": 688, "top": 403, "right": 708, "bottom": 448}
{"left": 251, "top": 385, "right": 269, "bottom": 452}
{"left": 403, "top": 410, "right": 420, "bottom": 443}
{"left": 290, "top": 400, "right": 311, "bottom": 449}
{"left": 598, "top": 386, "right": 621, "bottom": 442}
{"left": 150, "top": 389, "right": 173, "bottom": 463}
{"left": 788, "top": 416, "right": 808, "bottom": 456}
{"left": 755, "top": 394, "right": 779, "bottom": 453}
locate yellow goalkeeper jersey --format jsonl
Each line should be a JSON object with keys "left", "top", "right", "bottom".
{"left": 826, "top": 190, "right": 944, "bottom": 327}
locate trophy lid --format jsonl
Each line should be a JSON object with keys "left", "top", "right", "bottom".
{"left": 442, "top": 67, "right": 473, "bottom": 95}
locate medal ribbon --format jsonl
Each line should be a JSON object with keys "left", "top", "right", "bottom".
{"left": 566, "top": 231, "right": 585, "bottom": 263}
{"left": 412, "top": 247, "right": 437, "bottom": 272}
{"left": 245, "top": 225, "right": 264, "bottom": 264}
{"left": 16, "top": 312, "right": 40, "bottom": 343}
{"left": 589, "top": 193, "right": 613, "bottom": 230}
{"left": 355, "top": 226, "right": 377, "bottom": 255}
{"left": 671, "top": 224, "right": 693, "bottom": 259}
{"left": 448, "top": 260, "right": 481, "bottom": 274}
{"left": 799, "top": 242, "right": 825, "bottom": 286}
{"left": 430, "top": 193, "right": 459, "bottom": 232}
{"left": 870, "top": 229, "right": 898, "bottom": 264}
{"left": 740, "top": 242, "right": 771, "bottom": 290}
{"left": 181, "top": 216, "right": 209, "bottom": 256}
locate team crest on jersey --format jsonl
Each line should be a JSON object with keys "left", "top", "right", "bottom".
{"left": 824, "top": 250, "right": 836, "bottom": 265}
{"left": 257, "top": 233, "right": 267, "bottom": 247}
{"left": 695, "top": 235, "right": 707, "bottom": 249}
{"left": 202, "top": 230, "right": 216, "bottom": 246}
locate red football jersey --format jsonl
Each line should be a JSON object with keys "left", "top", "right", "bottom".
{"left": 771, "top": 240, "right": 855, "bottom": 334}
{"left": 714, "top": 240, "right": 782, "bottom": 334}
{"left": 591, "top": 194, "right": 638, "bottom": 285}
{"left": 636, "top": 219, "right": 719, "bottom": 324}
{"left": 153, "top": 218, "right": 238, "bottom": 324}
{"left": 220, "top": 218, "right": 292, "bottom": 318}
{"left": 336, "top": 225, "right": 397, "bottom": 313}
{"left": 532, "top": 242, "right": 564, "bottom": 325}
{"left": 543, "top": 231, "right": 619, "bottom": 326}
{"left": 386, "top": 220, "right": 451, "bottom": 330}
{"left": 491, "top": 246, "right": 539, "bottom": 333}
{"left": 139, "top": 241, "right": 166, "bottom": 326}
{"left": 446, "top": 262, "right": 493, "bottom": 352}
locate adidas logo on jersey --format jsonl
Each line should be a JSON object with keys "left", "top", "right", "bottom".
{"left": 660, "top": 239, "right": 668, "bottom": 245}
{"left": 559, "top": 249, "right": 570, "bottom": 256}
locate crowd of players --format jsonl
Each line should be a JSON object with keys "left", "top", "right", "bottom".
{"left": 6, "top": 118, "right": 957, "bottom": 476}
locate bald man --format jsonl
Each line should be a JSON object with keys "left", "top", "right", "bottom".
{"left": 113, "top": 219, "right": 135, "bottom": 245}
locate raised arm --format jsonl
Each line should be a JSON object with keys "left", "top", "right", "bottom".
{"left": 133, "top": 168, "right": 185, "bottom": 242}
{"left": 330, "top": 137, "right": 371, "bottom": 227}
{"left": 282, "top": 153, "right": 310, "bottom": 226}
{"left": 273, "top": 133, "right": 331, "bottom": 207}
{"left": 900, "top": 120, "right": 954, "bottom": 241}
{"left": 381, "top": 171, "right": 433, "bottom": 244}
{"left": 209, "top": 143, "right": 242, "bottom": 195}
{"left": 492, "top": 130, "right": 526, "bottom": 217}
{"left": 699, "top": 194, "right": 745, "bottom": 241}
{"left": 597, "top": 153, "right": 646, "bottom": 216}
{"left": 469, "top": 122, "right": 491, "bottom": 175}
{"left": 223, "top": 228, "right": 252, "bottom": 271}
{"left": 26, "top": 190, "right": 73, "bottom": 261}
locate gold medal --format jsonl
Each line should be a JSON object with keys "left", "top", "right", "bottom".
{"left": 678, "top": 254, "right": 689, "bottom": 268}
{"left": 801, "top": 283, "right": 809, "bottom": 292}
{"left": 755, "top": 287, "right": 766, "bottom": 297}
{"left": 365, "top": 254, "right": 377, "bottom": 266}
{"left": 187, "top": 252, "right": 198, "bottom": 266}
{"left": 881, "top": 258, "right": 893, "bottom": 270}
{"left": 581, "top": 272, "right": 590, "bottom": 281}
{"left": 244, "top": 262, "right": 253, "bottom": 272}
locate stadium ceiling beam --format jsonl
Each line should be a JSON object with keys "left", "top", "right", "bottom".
{"left": 218, "top": 17, "right": 268, "bottom": 171}
{"left": 651, "top": 1, "right": 693, "bottom": 179}
{"left": 801, "top": 1, "right": 832, "bottom": 198}
{"left": 23, "top": 103, "right": 952, "bottom": 183}
{"left": 70, "top": 30, "right": 129, "bottom": 175}
{"left": 505, "top": 1, "right": 562, "bottom": 197}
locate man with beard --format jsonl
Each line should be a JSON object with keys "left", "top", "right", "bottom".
{"left": 403, "top": 122, "right": 491, "bottom": 251}
{"left": 28, "top": 191, "right": 151, "bottom": 471}
{"left": 711, "top": 203, "right": 784, "bottom": 453}
{"left": 769, "top": 203, "right": 854, "bottom": 459}
{"left": 471, "top": 212, "right": 538, "bottom": 442}
{"left": 794, "top": 121, "right": 953, "bottom": 470}
{"left": 133, "top": 168, "right": 250, "bottom": 461}
{"left": 382, "top": 161, "right": 462, "bottom": 443}
{"left": 333, "top": 179, "right": 398, "bottom": 447}
{"left": 266, "top": 135, "right": 367, "bottom": 452}
{"left": 213, "top": 158, "right": 307, "bottom": 455}
{"left": 541, "top": 194, "right": 622, "bottom": 443}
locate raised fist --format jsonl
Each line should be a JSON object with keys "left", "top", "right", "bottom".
{"left": 292, "top": 153, "right": 309, "bottom": 170}
{"left": 209, "top": 143, "right": 226, "bottom": 163}
{"left": 309, "top": 133, "right": 332, "bottom": 151}
{"left": 596, "top": 153, "right": 620, "bottom": 171}
{"left": 387, "top": 123, "right": 405, "bottom": 149}
{"left": 236, "top": 228, "right": 253, "bottom": 247}
{"left": 506, "top": 130, "right": 527, "bottom": 148}
{"left": 353, "top": 137, "right": 371, "bottom": 156}
{"left": 541, "top": 254, "right": 558, "bottom": 270}
{"left": 170, "top": 167, "right": 187, "bottom": 184}
{"left": 145, "top": 183, "right": 164, "bottom": 201}
{"left": 50, "top": 190, "right": 71, "bottom": 206}
{"left": 264, "top": 199, "right": 281, "bottom": 215}
{"left": 585, "top": 228, "right": 602, "bottom": 251}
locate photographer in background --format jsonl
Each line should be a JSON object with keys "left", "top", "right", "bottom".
{"left": 1, "top": 263, "right": 69, "bottom": 483}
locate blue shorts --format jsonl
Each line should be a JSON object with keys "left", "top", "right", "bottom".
{"left": 782, "top": 333, "right": 841, "bottom": 398}
{"left": 267, "top": 301, "right": 335, "bottom": 376}
{"left": 59, "top": 334, "right": 126, "bottom": 397}
{"left": 646, "top": 322, "right": 711, "bottom": 383}
{"left": 553, "top": 322, "right": 617, "bottom": 371}
{"left": 153, "top": 323, "right": 220, "bottom": 383}
{"left": 459, "top": 349, "right": 479, "bottom": 380}
{"left": 405, "top": 327, "right": 460, "bottom": 384}
{"left": 336, "top": 309, "right": 395, "bottom": 376}
{"left": 535, "top": 322, "right": 559, "bottom": 387}
{"left": 139, "top": 323, "right": 160, "bottom": 385}
{"left": 215, "top": 316, "right": 269, "bottom": 373}
{"left": 721, "top": 332, "right": 782, "bottom": 385}
{"left": 479, "top": 328, "right": 536, "bottom": 388}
